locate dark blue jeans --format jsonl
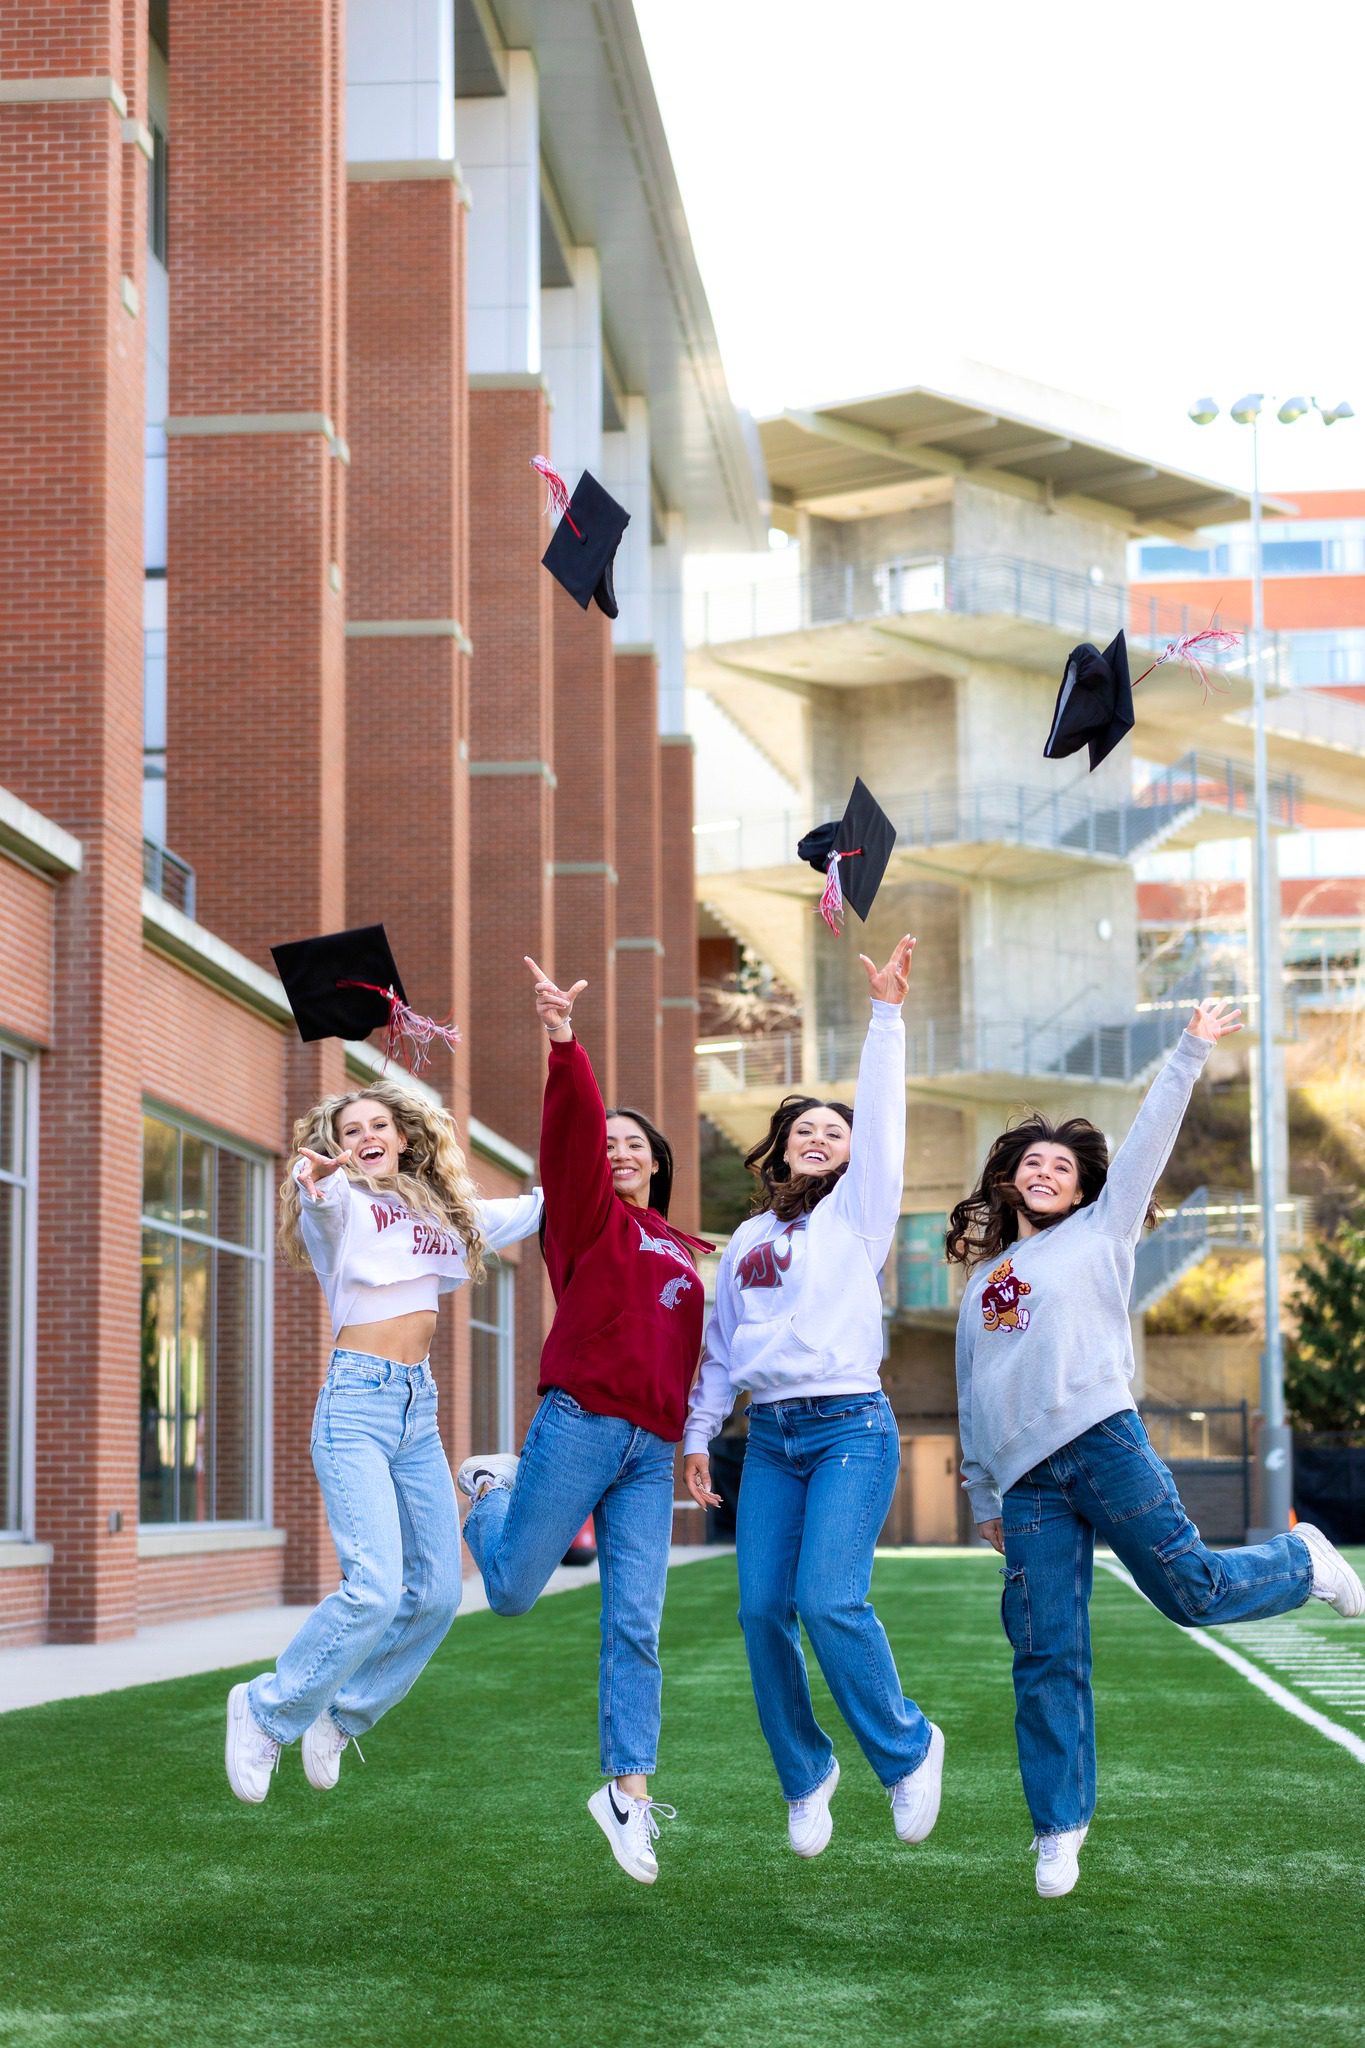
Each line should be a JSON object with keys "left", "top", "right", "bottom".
{"left": 737, "top": 1392, "right": 932, "bottom": 1800}
{"left": 1002, "top": 1409, "right": 1313, "bottom": 1836}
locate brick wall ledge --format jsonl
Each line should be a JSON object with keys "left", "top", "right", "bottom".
{"left": 0, "top": 785, "right": 83, "bottom": 877}
{"left": 0, "top": 1541, "right": 53, "bottom": 1570}
{"left": 142, "top": 890, "right": 292, "bottom": 1024}
{"left": 0, "top": 77, "right": 128, "bottom": 113}
{"left": 137, "top": 1527, "right": 287, "bottom": 1558}
{"left": 467, "top": 1117, "right": 535, "bottom": 1180}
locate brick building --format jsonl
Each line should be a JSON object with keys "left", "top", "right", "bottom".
{"left": 0, "top": 0, "right": 761, "bottom": 1646}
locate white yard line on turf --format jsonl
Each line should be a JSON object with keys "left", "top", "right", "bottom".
{"left": 1096, "top": 1558, "right": 1365, "bottom": 1767}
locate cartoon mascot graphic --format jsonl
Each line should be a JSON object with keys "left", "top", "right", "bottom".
{"left": 980, "top": 1256, "right": 1031, "bottom": 1333}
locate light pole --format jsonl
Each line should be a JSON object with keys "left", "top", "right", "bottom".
{"left": 1189, "top": 393, "right": 1354, "bottom": 1533}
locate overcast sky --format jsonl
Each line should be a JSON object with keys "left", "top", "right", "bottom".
{"left": 635, "top": 0, "right": 1364, "bottom": 497}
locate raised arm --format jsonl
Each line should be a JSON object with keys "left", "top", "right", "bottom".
{"left": 477, "top": 1188, "right": 545, "bottom": 1252}
{"left": 526, "top": 957, "right": 614, "bottom": 1265}
{"left": 830, "top": 936, "right": 914, "bottom": 1249}
{"left": 1095, "top": 998, "right": 1239, "bottom": 1242}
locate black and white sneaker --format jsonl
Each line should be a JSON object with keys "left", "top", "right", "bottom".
{"left": 587, "top": 1781, "right": 676, "bottom": 1885}
{"left": 455, "top": 1452, "right": 520, "bottom": 1503}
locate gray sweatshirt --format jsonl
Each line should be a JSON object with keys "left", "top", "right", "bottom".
{"left": 955, "top": 1030, "right": 1212, "bottom": 1522}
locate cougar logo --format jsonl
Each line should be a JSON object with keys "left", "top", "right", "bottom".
{"left": 659, "top": 1274, "right": 694, "bottom": 1310}
{"left": 980, "top": 1257, "right": 1031, "bottom": 1333}
{"left": 635, "top": 1220, "right": 692, "bottom": 1270}
{"left": 736, "top": 1230, "right": 795, "bottom": 1291}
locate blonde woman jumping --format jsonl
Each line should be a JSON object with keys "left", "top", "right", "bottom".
{"left": 225, "top": 1080, "right": 542, "bottom": 1804}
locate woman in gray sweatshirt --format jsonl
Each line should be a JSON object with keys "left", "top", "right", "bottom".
{"left": 950, "top": 998, "right": 1364, "bottom": 1901}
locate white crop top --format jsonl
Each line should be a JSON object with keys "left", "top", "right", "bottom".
{"left": 294, "top": 1162, "right": 543, "bottom": 1339}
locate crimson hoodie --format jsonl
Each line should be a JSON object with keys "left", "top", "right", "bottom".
{"left": 537, "top": 1036, "right": 711, "bottom": 1441}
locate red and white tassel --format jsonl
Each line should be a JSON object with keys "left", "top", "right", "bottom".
{"left": 817, "top": 848, "right": 860, "bottom": 936}
{"left": 338, "top": 981, "right": 462, "bottom": 1076}
{"left": 1132, "top": 626, "right": 1242, "bottom": 700}
{"left": 530, "top": 454, "right": 582, "bottom": 537}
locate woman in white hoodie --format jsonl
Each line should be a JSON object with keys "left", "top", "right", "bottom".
{"left": 683, "top": 936, "right": 944, "bottom": 1858}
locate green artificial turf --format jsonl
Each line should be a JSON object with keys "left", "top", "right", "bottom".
{"left": 2, "top": 1551, "right": 1364, "bottom": 2048}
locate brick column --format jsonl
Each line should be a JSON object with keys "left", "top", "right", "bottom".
{"left": 659, "top": 736, "right": 701, "bottom": 1234}
{"left": 467, "top": 380, "right": 557, "bottom": 1428}
{"left": 0, "top": 5, "right": 148, "bottom": 1636}
{"left": 613, "top": 651, "right": 664, "bottom": 1120}
{"left": 552, "top": 594, "right": 617, "bottom": 1099}
{"left": 165, "top": 0, "right": 348, "bottom": 1601}
{"left": 345, "top": 170, "right": 474, "bottom": 1453}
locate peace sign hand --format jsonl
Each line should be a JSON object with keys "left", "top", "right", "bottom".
{"left": 524, "top": 957, "right": 588, "bottom": 1043}
{"left": 297, "top": 1146, "right": 352, "bottom": 1200}
{"left": 1187, "top": 996, "right": 1243, "bottom": 1044}
{"left": 859, "top": 935, "right": 916, "bottom": 1007}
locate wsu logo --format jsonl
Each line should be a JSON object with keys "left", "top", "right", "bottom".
{"left": 735, "top": 1230, "right": 795, "bottom": 1291}
{"left": 659, "top": 1274, "right": 694, "bottom": 1310}
{"left": 980, "top": 1257, "right": 1031, "bottom": 1333}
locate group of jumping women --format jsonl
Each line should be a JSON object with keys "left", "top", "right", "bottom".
{"left": 224, "top": 941, "right": 1364, "bottom": 1899}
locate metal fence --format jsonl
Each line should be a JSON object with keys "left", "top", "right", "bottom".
{"left": 1141, "top": 1400, "right": 1251, "bottom": 1545}
{"left": 142, "top": 837, "right": 196, "bottom": 918}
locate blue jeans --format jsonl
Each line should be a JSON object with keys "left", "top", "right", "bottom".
{"left": 462, "top": 1388, "right": 675, "bottom": 1777}
{"left": 249, "top": 1352, "right": 461, "bottom": 1744}
{"left": 736, "top": 1392, "right": 932, "bottom": 1800}
{"left": 1002, "top": 1408, "right": 1314, "bottom": 1836}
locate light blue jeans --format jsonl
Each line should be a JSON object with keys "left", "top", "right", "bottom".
{"left": 248, "top": 1351, "right": 461, "bottom": 1744}
{"left": 736, "top": 1392, "right": 933, "bottom": 1800}
{"left": 1002, "top": 1408, "right": 1314, "bottom": 1836}
{"left": 462, "top": 1388, "right": 675, "bottom": 1777}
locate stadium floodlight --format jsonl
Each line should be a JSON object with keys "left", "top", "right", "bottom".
{"left": 1318, "top": 399, "right": 1355, "bottom": 425}
{"left": 1277, "top": 396, "right": 1310, "bottom": 424}
{"left": 1229, "top": 392, "right": 1264, "bottom": 424}
{"left": 1188, "top": 397, "right": 1220, "bottom": 425}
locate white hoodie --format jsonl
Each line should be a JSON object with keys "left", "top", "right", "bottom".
{"left": 295, "top": 1162, "right": 543, "bottom": 1338}
{"left": 683, "top": 1001, "right": 904, "bottom": 1453}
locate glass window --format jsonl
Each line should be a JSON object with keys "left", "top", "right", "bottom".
{"left": 0, "top": 1045, "right": 32, "bottom": 1537}
{"left": 897, "top": 1213, "right": 949, "bottom": 1312}
{"left": 140, "top": 1113, "right": 267, "bottom": 1525}
{"left": 469, "top": 1265, "right": 515, "bottom": 1454}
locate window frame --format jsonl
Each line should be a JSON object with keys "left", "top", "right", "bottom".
{"left": 140, "top": 1100, "right": 273, "bottom": 1531}
{"left": 469, "top": 1260, "right": 516, "bottom": 1454}
{"left": 0, "top": 1035, "right": 37, "bottom": 1542}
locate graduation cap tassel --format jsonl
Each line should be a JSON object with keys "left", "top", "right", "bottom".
{"left": 817, "top": 847, "right": 862, "bottom": 936}
{"left": 530, "top": 455, "right": 583, "bottom": 538}
{"left": 336, "top": 980, "right": 462, "bottom": 1076}
{"left": 1131, "top": 627, "right": 1242, "bottom": 701}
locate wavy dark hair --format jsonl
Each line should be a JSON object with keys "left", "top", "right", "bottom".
{"left": 744, "top": 1094, "right": 855, "bottom": 1221}
{"left": 539, "top": 1104, "right": 675, "bottom": 1258}
{"left": 945, "top": 1111, "right": 1157, "bottom": 1268}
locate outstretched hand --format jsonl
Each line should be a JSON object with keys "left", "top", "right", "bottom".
{"left": 525, "top": 956, "right": 587, "bottom": 1043}
{"left": 1187, "top": 996, "right": 1243, "bottom": 1044}
{"left": 296, "top": 1146, "right": 351, "bottom": 1200}
{"left": 859, "top": 935, "right": 916, "bottom": 1007}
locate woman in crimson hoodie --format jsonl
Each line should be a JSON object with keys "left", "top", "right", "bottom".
{"left": 458, "top": 957, "right": 711, "bottom": 1888}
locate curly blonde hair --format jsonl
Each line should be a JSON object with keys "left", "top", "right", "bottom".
{"left": 278, "top": 1080, "right": 486, "bottom": 1282}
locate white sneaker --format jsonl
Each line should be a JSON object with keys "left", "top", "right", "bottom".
{"left": 890, "top": 1722, "right": 945, "bottom": 1844}
{"left": 1033, "top": 1824, "right": 1088, "bottom": 1899}
{"left": 587, "top": 1781, "right": 676, "bottom": 1885}
{"left": 1295, "top": 1523, "right": 1365, "bottom": 1618}
{"left": 225, "top": 1682, "right": 280, "bottom": 1805}
{"left": 301, "top": 1710, "right": 364, "bottom": 1790}
{"left": 455, "top": 1452, "right": 520, "bottom": 1503}
{"left": 787, "top": 1758, "right": 840, "bottom": 1858}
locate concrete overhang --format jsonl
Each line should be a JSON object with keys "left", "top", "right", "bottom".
{"left": 463, "top": 0, "right": 766, "bottom": 551}
{"left": 761, "top": 388, "right": 1296, "bottom": 544}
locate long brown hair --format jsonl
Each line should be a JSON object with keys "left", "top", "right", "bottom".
{"left": 278, "top": 1080, "right": 486, "bottom": 1280}
{"left": 743, "top": 1094, "right": 855, "bottom": 1222}
{"left": 945, "top": 1112, "right": 1157, "bottom": 1269}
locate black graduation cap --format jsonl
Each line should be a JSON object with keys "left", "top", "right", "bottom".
{"left": 1044, "top": 629, "right": 1134, "bottom": 772}
{"left": 797, "top": 777, "right": 897, "bottom": 932}
{"left": 269, "top": 926, "right": 461, "bottom": 1073}
{"left": 538, "top": 466, "right": 630, "bottom": 619}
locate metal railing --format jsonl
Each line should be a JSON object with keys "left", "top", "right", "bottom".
{"left": 143, "top": 837, "right": 196, "bottom": 918}
{"left": 1239, "top": 685, "right": 1365, "bottom": 756}
{"left": 1131, "top": 1186, "right": 1210, "bottom": 1314}
{"left": 695, "top": 751, "right": 1296, "bottom": 881}
{"left": 686, "top": 551, "right": 1282, "bottom": 684}
{"left": 696, "top": 1005, "right": 1190, "bottom": 1096}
